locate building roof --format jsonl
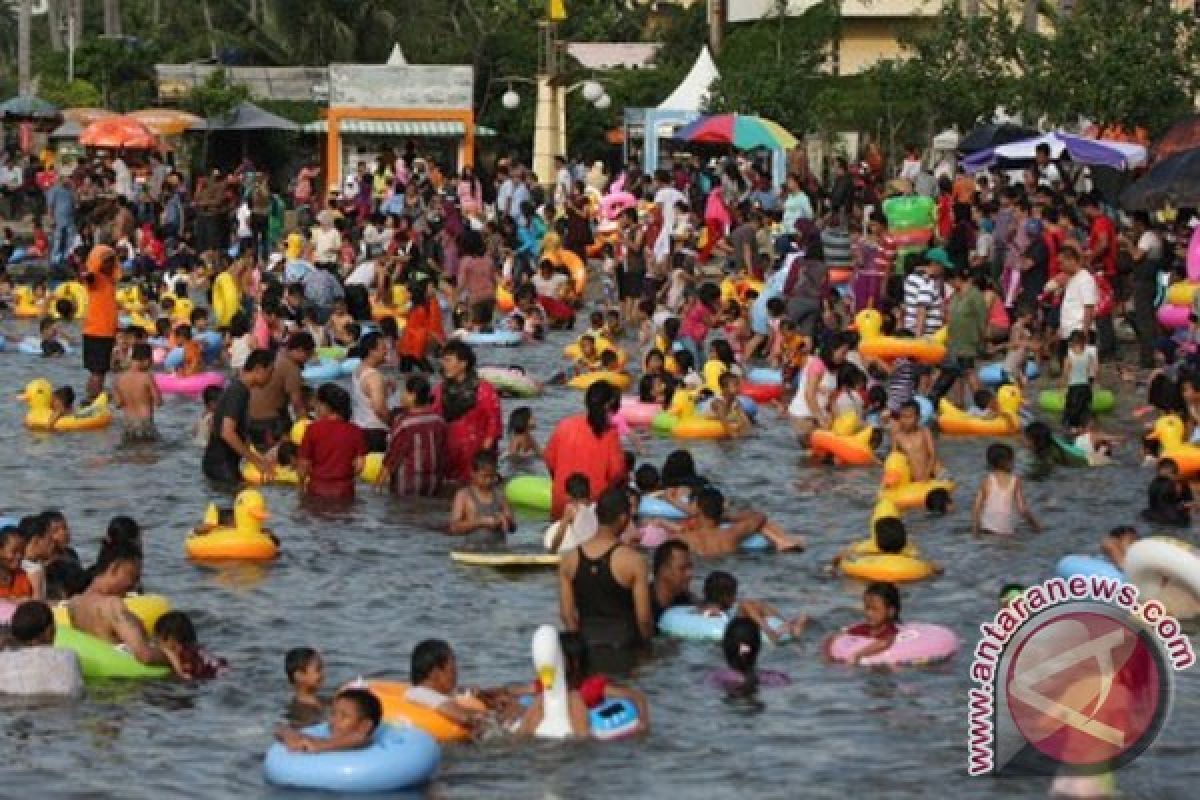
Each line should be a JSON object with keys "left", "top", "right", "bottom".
{"left": 155, "top": 66, "right": 329, "bottom": 103}
{"left": 566, "top": 43, "right": 660, "bottom": 70}
{"left": 302, "top": 119, "right": 497, "bottom": 137}
{"left": 727, "top": 0, "right": 940, "bottom": 20}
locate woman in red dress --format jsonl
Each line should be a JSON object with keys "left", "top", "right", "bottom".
{"left": 432, "top": 341, "right": 503, "bottom": 484}
{"left": 544, "top": 380, "right": 628, "bottom": 519}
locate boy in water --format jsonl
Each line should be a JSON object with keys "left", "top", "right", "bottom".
{"left": 545, "top": 473, "right": 598, "bottom": 553}
{"left": 679, "top": 488, "right": 805, "bottom": 556}
{"left": 449, "top": 451, "right": 516, "bottom": 550}
{"left": 275, "top": 688, "right": 381, "bottom": 753}
{"left": 891, "top": 400, "right": 942, "bottom": 481}
{"left": 696, "top": 570, "right": 807, "bottom": 643}
{"left": 47, "top": 386, "right": 75, "bottom": 428}
{"left": 284, "top": 647, "right": 326, "bottom": 726}
{"left": 1100, "top": 525, "right": 1138, "bottom": 571}
{"left": 403, "top": 639, "right": 497, "bottom": 731}
{"left": 39, "top": 317, "right": 66, "bottom": 357}
{"left": 113, "top": 343, "right": 162, "bottom": 443}
{"left": 175, "top": 324, "right": 203, "bottom": 377}
{"left": 710, "top": 372, "right": 752, "bottom": 436}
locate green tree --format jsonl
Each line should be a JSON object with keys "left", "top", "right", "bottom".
{"left": 179, "top": 70, "right": 250, "bottom": 119}
{"left": 39, "top": 77, "right": 104, "bottom": 108}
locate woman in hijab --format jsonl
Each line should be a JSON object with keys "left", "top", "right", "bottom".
{"left": 432, "top": 340, "right": 503, "bottom": 483}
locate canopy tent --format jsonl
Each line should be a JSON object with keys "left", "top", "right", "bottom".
{"left": 206, "top": 102, "right": 299, "bottom": 132}
{"left": 957, "top": 123, "right": 1039, "bottom": 155}
{"left": 963, "top": 132, "right": 1147, "bottom": 173}
{"left": 1119, "top": 148, "right": 1200, "bottom": 211}
{"left": 931, "top": 129, "right": 960, "bottom": 151}
{"left": 0, "top": 94, "right": 60, "bottom": 120}
{"left": 657, "top": 45, "right": 719, "bottom": 112}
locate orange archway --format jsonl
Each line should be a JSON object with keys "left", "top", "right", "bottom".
{"left": 323, "top": 107, "right": 475, "bottom": 193}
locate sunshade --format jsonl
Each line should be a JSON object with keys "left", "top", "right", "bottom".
{"left": 206, "top": 102, "right": 299, "bottom": 132}
{"left": 128, "top": 109, "right": 205, "bottom": 136}
{"left": 0, "top": 94, "right": 60, "bottom": 120}
{"left": 673, "top": 113, "right": 797, "bottom": 150}
{"left": 963, "top": 132, "right": 1146, "bottom": 172}
{"left": 1119, "top": 148, "right": 1200, "bottom": 210}
{"left": 79, "top": 115, "right": 160, "bottom": 150}
{"left": 957, "top": 123, "right": 1039, "bottom": 155}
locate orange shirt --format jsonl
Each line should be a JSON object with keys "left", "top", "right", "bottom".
{"left": 83, "top": 244, "right": 119, "bottom": 338}
{"left": 952, "top": 175, "right": 976, "bottom": 205}
{"left": 0, "top": 569, "right": 32, "bottom": 599}
{"left": 181, "top": 340, "right": 203, "bottom": 375}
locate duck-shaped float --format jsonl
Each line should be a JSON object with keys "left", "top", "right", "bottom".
{"left": 810, "top": 412, "right": 877, "bottom": 467}
{"left": 12, "top": 285, "right": 45, "bottom": 318}
{"left": 210, "top": 271, "right": 241, "bottom": 327}
{"left": 1146, "top": 415, "right": 1200, "bottom": 477}
{"left": 938, "top": 384, "right": 1022, "bottom": 436}
{"left": 562, "top": 336, "right": 628, "bottom": 368}
{"left": 529, "top": 624, "right": 641, "bottom": 740}
{"left": 540, "top": 233, "right": 587, "bottom": 296}
{"left": 879, "top": 452, "right": 955, "bottom": 511}
{"left": 854, "top": 309, "right": 947, "bottom": 365}
{"left": 20, "top": 379, "right": 112, "bottom": 432}
{"left": 651, "top": 387, "right": 729, "bottom": 440}
{"left": 841, "top": 498, "right": 935, "bottom": 583}
{"left": 185, "top": 489, "right": 279, "bottom": 561}
{"left": 116, "top": 285, "right": 146, "bottom": 313}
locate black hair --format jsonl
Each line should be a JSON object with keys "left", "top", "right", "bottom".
{"left": 93, "top": 542, "right": 143, "bottom": 575}
{"left": 865, "top": 581, "right": 901, "bottom": 621}
{"left": 710, "top": 338, "right": 735, "bottom": 367}
{"left": 595, "top": 485, "right": 631, "bottom": 527}
{"left": 925, "top": 487, "right": 951, "bottom": 515}
{"left": 973, "top": 388, "right": 994, "bottom": 410}
{"left": 695, "top": 487, "right": 724, "bottom": 521}
{"left": 652, "top": 539, "right": 689, "bottom": 577}
{"left": 703, "top": 570, "right": 738, "bottom": 607}
{"left": 359, "top": 331, "right": 384, "bottom": 356}
{"left": 131, "top": 342, "right": 152, "bottom": 362}
{"left": 202, "top": 385, "right": 222, "bottom": 407}
{"left": 411, "top": 638, "right": 454, "bottom": 684}
{"left": 17, "top": 514, "right": 48, "bottom": 542}
{"left": 287, "top": 331, "right": 316, "bottom": 353}
{"left": 584, "top": 380, "right": 615, "bottom": 437}
{"left": 153, "top": 610, "right": 198, "bottom": 646}
{"left": 564, "top": 472, "right": 591, "bottom": 501}
{"left": 10, "top": 600, "right": 53, "bottom": 645}
{"left": 637, "top": 374, "right": 659, "bottom": 404}
{"left": 244, "top": 349, "right": 275, "bottom": 372}
{"left": 285, "top": 646, "right": 320, "bottom": 684}
{"left": 472, "top": 449, "right": 499, "bottom": 472}
{"left": 333, "top": 688, "right": 382, "bottom": 732}
{"left": 722, "top": 616, "right": 762, "bottom": 680}
{"left": 405, "top": 374, "right": 433, "bottom": 406}
{"left": 634, "top": 463, "right": 661, "bottom": 492}
{"left": 661, "top": 449, "right": 700, "bottom": 489}
{"left": 105, "top": 516, "right": 142, "bottom": 548}
{"left": 441, "top": 339, "right": 477, "bottom": 371}
{"left": 1108, "top": 525, "right": 1138, "bottom": 539}
{"left": 379, "top": 315, "right": 401, "bottom": 339}
{"left": 316, "top": 382, "right": 352, "bottom": 420}
{"left": 986, "top": 442, "right": 1015, "bottom": 471}
{"left": 873, "top": 517, "right": 908, "bottom": 554}
{"left": 53, "top": 386, "right": 75, "bottom": 409}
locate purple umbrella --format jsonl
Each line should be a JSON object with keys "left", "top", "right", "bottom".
{"left": 963, "top": 132, "right": 1146, "bottom": 173}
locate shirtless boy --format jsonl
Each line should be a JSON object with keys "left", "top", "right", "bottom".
{"left": 113, "top": 342, "right": 162, "bottom": 442}
{"left": 890, "top": 400, "right": 942, "bottom": 481}
{"left": 678, "top": 488, "right": 805, "bottom": 557}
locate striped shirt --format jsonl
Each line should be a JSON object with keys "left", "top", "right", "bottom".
{"left": 902, "top": 270, "right": 944, "bottom": 335}
{"left": 382, "top": 409, "right": 447, "bottom": 497}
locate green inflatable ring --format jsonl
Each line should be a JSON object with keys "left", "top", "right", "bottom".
{"left": 883, "top": 196, "right": 935, "bottom": 230}
{"left": 652, "top": 411, "right": 680, "bottom": 434}
{"left": 55, "top": 627, "right": 171, "bottom": 680}
{"left": 1051, "top": 435, "right": 1091, "bottom": 468}
{"left": 315, "top": 346, "right": 348, "bottom": 361}
{"left": 1038, "top": 388, "right": 1115, "bottom": 414}
{"left": 505, "top": 475, "right": 552, "bottom": 512}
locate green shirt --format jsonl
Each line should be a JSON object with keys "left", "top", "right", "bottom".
{"left": 947, "top": 285, "right": 987, "bottom": 358}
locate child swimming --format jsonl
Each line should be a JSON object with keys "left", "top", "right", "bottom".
{"left": 972, "top": 443, "right": 1041, "bottom": 536}
{"left": 695, "top": 570, "right": 807, "bottom": 644}
{"left": 403, "top": 639, "right": 501, "bottom": 732}
{"left": 835, "top": 581, "right": 901, "bottom": 665}
{"left": 449, "top": 451, "right": 516, "bottom": 550}
{"left": 154, "top": 611, "right": 227, "bottom": 680}
{"left": 545, "top": 473, "right": 598, "bottom": 553}
{"left": 678, "top": 488, "right": 805, "bottom": 556}
{"left": 506, "top": 407, "right": 542, "bottom": 461}
{"left": 707, "top": 617, "right": 791, "bottom": 694}
{"left": 275, "top": 688, "right": 381, "bottom": 754}
{"left": 284, "top": 646, "right": 326, "bottom": 727}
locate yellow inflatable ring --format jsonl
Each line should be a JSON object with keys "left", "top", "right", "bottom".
{"left": 568, "top": 371, "right": 632, "bottom": 391}
{"left": 54, "top": 594, "right": 171, "bottom": 633}
{"left": 211, "top": 272, "right": 241, "bottom": 327}
{"left": 841, "top": 554, "right": 935, "bottom": 583}
{"left": 366, "top": 680, "right": 482, "bottom": 743}
{"left": 672, "top": 417, "right": 729, "bottom": 440}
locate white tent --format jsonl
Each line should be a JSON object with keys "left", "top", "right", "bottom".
{"left": 386, "top": 44, "right": 408, "bottom": 66}
{"left": 658, "top": 46, "right": 720, "bottom": 111}
{"left": 932, "top": 129, "right": 960, "bottom": 150}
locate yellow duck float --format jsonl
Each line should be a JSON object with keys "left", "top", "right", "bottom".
{"left": 840, "top": 498, "right": 935, "bottom": 582}
{"left": 54, "top": 594, "right": 171, "bottom": 633}
{"left": 937, "top": 384, "right": 1023, "bottom": 436}
{"left": 563, "top": 336, "right": 628, "bottom": 368}
{"left": 12, "top": 285, "right": 45, "bottom": 318}
{"left": 879, "top": 451, "right": 955, "bottom": 511}
{"left": 116, "top": 285, "right": 147, "bottom": 313}
{"left": 1146, "top": 415, "right": 1200, "bottom": 478}
{"left": 854, "top": 308, "right": 947, "bottom": 365}
{"left": 810, "top": 412, "right": 877, "bottom": 467}
{"left": 20, "top": 379, "right": 112, "bottom": 432}
{"left": 185, "top": 489, "right": 279, "bottom": 561}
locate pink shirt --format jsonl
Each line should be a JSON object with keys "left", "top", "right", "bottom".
{"left": 459, "top": 255, "right": 497, "bottom": 303}
{"left": 680, "top": 302, "right": 712, "bottom": 342}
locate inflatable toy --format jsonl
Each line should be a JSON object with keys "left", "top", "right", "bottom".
{"left": 20, "top": 379, "right": 111, "bottom": 432}
{"left": 505, "top": 476, "right": 552, "bottom": 513}
{"left": 185, "top": 491, "right": 279, "bottom": 561}
{"left": 1038, "top": 388, "right": 1115, "bottom": 414}
{"left": 53, "top": 594, "right": 170, "bottom": 633}
{"left": 1055, "top": 555, "right": 1125, "bottom": 581}
{"left": 479, "top": 366, "right": 540, "bottom": 397}
{"left": 17, "top": 336, "right": 71, "bottom": 356}
{"left": 638, "top": 495, "right": 688, "bottom": 520}
{"left": 618, "top": 398, "right": 663, "bottom": 428}
{"left": 658, "top": 607, "right": 788, "bottom": 642}
{"left": 154, "top": 372, "right": 225, "bottom": 396}
{"left": 568, "top": 371, "right": 631, "bottom": 392}
{"left": 840, "top": 554, "right": 935, "bottom": 583}
{"left": 854, "top": 309, "right": 947, "bottom": 365}
{"left": 458, "top": 330, "right": 523, "bottom": 347}
{"left": 528, "top": 625, "right": 640, "bottom": 740}
{"left": 367, "top": 680, "right": 480, "bottom": 742}
{"left": 1145, "top": 415, "right": 1200, "bottom": 477}
{"left": 263, "top": 723, "right": 439, "bottom": 792}
{"left": 979, "top": 359, "right": 1039, "bottom": 386}
{"left": 879, "top": 452, "right": 955, "bottom": 511}
{"left": 938, "top": 385, "right": 1022, "bottom": 436}
{"left": 828, "top": 622, "right": 958, "bottom": 667}
{"left": 211, "top": 271, "right": 240, "bottom": 327}
{"left": 54, "top": 626, "right": 170, "bottom": 680}
{"left": 1125, "top": 537, "right": 1200, "bottom": 619}
{"left": 810, "top": 413, "right": 876, "bottom": 466}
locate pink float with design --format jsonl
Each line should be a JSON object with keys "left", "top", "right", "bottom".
{"left": 827, "top": 622, "right": 959, "bottom": 667}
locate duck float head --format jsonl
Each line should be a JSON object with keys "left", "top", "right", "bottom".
{"left": 20, "top": 379, "right": 111, "bottom": 432}
{"left": 853, "top": 309, "right": 948, "bottom": 366}
{"left": 187, "top": 489, "right": 277, "bottom": 561}
{"left": 810, "top": 412, "right": 877, "bottom": 467}
{"left": 937, "top": 384, "right": 1023, "bottom": 437}
{"left": 531, "top": 624, "right": 572, "bottom": 739}
{"left": 879, "top": 452, "right": 955, "bottom": 511}
{"left": 1147, "top": 415, "right": 1200, "bottom": 477}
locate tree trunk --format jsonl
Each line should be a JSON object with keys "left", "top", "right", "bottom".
{"left": 153, "top": 0, "right": 161, "bottom": 28}
{"left": 202, "top": 0, "right": 218, "bottom": 60}
{"left": 17, "top": 0, "right": 32, "bottom": 95}
{"left": 1022, "top": 0, "right": 1039, "bottom": 33}
{"left": 47, "top": 0, "right": 63, "bottom": 51}
{"left": 103, "top": 0, "right": 121, "bottom": 36}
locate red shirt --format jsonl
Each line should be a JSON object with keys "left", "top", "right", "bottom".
{"left": 1088, "top": 214, "right": 1117, "bottom": 277}
{"left": 845, "top": 621, "right": 899, "bottom": 639}
{"left": 382, "top": 408, "right": 447, "bottom": 497}
{"left": 0, "top": 569, "right": 33, "bottom": 599}
{"left": 298, "top": 417, "right": 367, "bottom": 500}
{"left": 936, "top": 195, "right": 953, "bottom": 241}
{"left": 544, "top": 414, "right": 627, "bottom": 518}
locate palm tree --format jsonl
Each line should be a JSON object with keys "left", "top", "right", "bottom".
{"left": 247, "top": 0, "right": 398, "bottom": 65}
{"left": 103, "top": 0, "right": 120, "bottom": 35}
{"left": 18, "top": 0, "right": 32, "bottom": 94}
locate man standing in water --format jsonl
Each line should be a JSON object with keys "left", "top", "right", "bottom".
{"left": 80, "top": 242, "right": 119, "bottom": 402}
{"left": 66, "top": 545, "right": 184, "bottom": 676}
{"left": 203, "top": 349, "right": 276, "bottom": 486}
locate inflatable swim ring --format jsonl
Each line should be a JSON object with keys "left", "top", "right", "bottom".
{"left": 185, "top": 492, "right": 279, "bottom": 561}
{"left": 54, "top": 281, "right": 88, "bottom": 320}
{"left": 1038, "top": 388, "right": 1115, "bottom": 414}
{"left": 211, "top": 272, "right": 240, "bottom": 327}
{"left": 979, "top": 360, "right": 1039, "bottom": 387}
{"left": 651, "top": 411, "right": 680, "bottom": 435}
{"left": 479, "top": 367, "right": 541, "bottom": 398}
{"left": 459, "top": 330, "right": 523, "bottom": 347}
{"left": 263, "top": 723, "right": 439, "bottom": 792}
{"left": 638, "top": 495, "right": 688, "bottom": 520}
{"left": 841, "top": 554, "right": 935, "bottom": 583}
{"left": 20, "top": 380, "right": 111, "bottom": 432}
{"left": 658, "top": 607, "right": 788, "bottom": 642}
{"left": 302, "top": 359, "right": 344, "bottom": 383}
{"left": 828, "top": 622, "right": 958, "bottom": 667}
{"left": 568, "top": 371, "right": 632, "bottom": 392}
{"left": 54, "top": 627, "right": 171, "bottom": 680}
{"left": 1125, "top": 537, "right": 1200, "bottom": 619}
{"left": 937, "top": 385, "right": 1022, "bottom": 436}
{"left": 367, "top": 680, "right": 479, "bottom": 742}
{"left": 505, "top": 475, "right": 552, "bottom": 513}
{"left": 618, "top": 398, "right": 663, "bottom": 428}
{"left": 854, "top": 309, "right": 946, "bottom": 365}
{"left": 810, "top": 415, "right": 876, "bottom": 467}
{"left": 1146, "top": 415, "right": 1200, "bottom": 477}
{"left": 54, "top": 594, "right": 171, "bottom": 634}
{"left": 740, "top": 382, "right": 782, "bottom": 403}
{"left": 154, "top": 372, "right": 226, "bottom": 396}
{"left": 1055, "top": 555, "right": 1125, "bottom": 581}
{"left": 17, "top": 336, "right": 71, "bottom": 356}
{"left": 745, "top": 367, "right": 783, "bottom": 386}
{"left": 315, "top": 346, "right": 348, "bottom": 362}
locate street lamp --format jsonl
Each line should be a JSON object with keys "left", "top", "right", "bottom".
{"left": 502, "top": 89, "right": 521, "bottom": 110}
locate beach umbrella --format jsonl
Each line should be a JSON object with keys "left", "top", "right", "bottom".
{"left": 674, "top": 113, "right": 797, "bottom": 150}
{"left": 79, "top": 115, "right": 160, "bottom": 150}
{"left": 128, "top": 109, "right": 205, "bottom": 136}
{"left": 1153, "top": 115, "right": 1200, "bottom": 162}
{"left": 963, "top": 132, "right": 1146, "bottom": 173}
{"left": 0, "top": 94, "right": 61, "bottom": 120}
{"left": 205, "top": 102, "right": 298, "bottom": 132}
{"left": 1119, "top": 148, "right": 1200, "bottom": 210}
{"left": 957, "top": 123, "right": 1039, "bottom": 155}
{"left": 61, "top": 107, "right": 117, "bottom": 126}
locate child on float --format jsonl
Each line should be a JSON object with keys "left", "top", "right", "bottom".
{"left": 829, "top": 363, "right": 868, "bottom": 421}
{"left": 834, "top": 581, "right": 901, "bottom": 665}
{"left": 696, "top": 570, "right": 807, "bottom": 644}
{"left": 403, "top": 639, "right": 507, "bottom": 731}
{"left": 831, "top": 516, "right": 917, "bottom": 570}
{"left": 276, "top": 688, "right": 381, "bottom": 754}
{"left": 967, "top": 388, "right": 998, "bottom": 419}
{"left": 1073, "top": 419, "right": 1122, "bottom": 467}
{"left": 505, "top": 407, "right": 542, "bottom": 463}
{"left": 1142, "top": 457, "right": 1193, "bottom": 528}
{"left": 678, "top": 488, "right": 805, "bottom": 557}
{"left": 516, "top": 631, "right": 650, "bottom": 737}
{"left": 890, "top": 399, "right": 942, "bottom": 482}
{"left": 1100, "top": 525, "right": 1139, "bottom": 571}
{"left": 584, "top": 310, "right": 607, "bottom": 340}
{"left": 154, "top": 611, "right": 227, "bottom": 680}
{"left": 38, "top": 316, "right": 67, "bottom": 357}
{"left": 702, "top": 338, "right": 741, "bottom": 393}
{"left": 709, "top": 372, "right": 752, "bottom": 436}
{"left": 174, "top": 324, "right": 203, "bottom": 377}
{"left": 545, "top": 474, "right": 599, "bottom": 553}
{"left": 449, "top": 451, "right": 516, "bottom": 550}
{"left": 17, "top": 515, "right": 54, "bottom": 600}
{"left": 973, "top": 443, "right": 1042, "bottom": 536}
{"left": 47, "top": 386, "right": 76, "bottom": 428}
{"left": 707, "top": 617, "right": 791, "bottom": 693}
{"left": 604, "top": 308, "right": 624, "bottom": 341}
{"left": 0, "top": 527, "right": 33, "bottom": 600}
{"left": 284, "top": 646, "right": 326, "bottom": 726}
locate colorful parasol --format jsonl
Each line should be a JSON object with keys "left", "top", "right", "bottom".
{"left": 673, "top": 113, "right": 797, "bottom": 150}
{"left": 79, "top": 115, "right": 160, "bottom": 150}
{"left": 128, "top": 109, "right": 205, "bottom": 136}
{"left": 61, "top": 107, "right": 117, "bottom": 126}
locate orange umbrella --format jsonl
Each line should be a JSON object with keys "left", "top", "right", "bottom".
{"left": 128, "top": 108, "right": 204, "bottom": 136}
{"left": 61, "top": 107, "right": 116, "bottom": 126}
{"left": 79, "top": 115, "right": 160, "bottom": 150}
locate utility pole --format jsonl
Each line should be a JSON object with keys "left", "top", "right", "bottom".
{"left": 18, "top": 0, "right": 32, "bottom": 95}
{"left": 708, "top": 0, "right": 723, "bottom": 56}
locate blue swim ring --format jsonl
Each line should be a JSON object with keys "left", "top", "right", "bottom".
{"left": 461, "top": 330, "right": 523, "bottom": 347}
{"left": 17, "top": 336, "right": 72, "bottom": 356}
{"left": 1055, "top": 555, "right": 1126, "bottom": 582}
{"left": 978, "top": 360, "right": 1039, "bottom": 387}
{"left": 638, "top": 495, "right": 688, "bottom": 520}
{"left": 658, "top": 607, "right": 789, "bottom": 642}
{"left": 740, "top": 532, "right": 772, "bottom": 553}
{"left": 263, "top": 723, "right": 439, "bottom": 792}
{"left": 302, "top": 359, "right": 343, "bottom": 383}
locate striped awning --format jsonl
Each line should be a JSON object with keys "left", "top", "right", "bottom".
{"left": 302, "top": 119, "right": 496, "bottom": 137}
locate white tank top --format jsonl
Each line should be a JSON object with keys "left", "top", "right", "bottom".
{"left": 788, "top": 359, "right": 835, "bottom": 420}
{"left": 979, "top": 472, "right": 1017, "bottom": 535}
{"left": 351, "top": 365, "right": 388, "bottom": 432}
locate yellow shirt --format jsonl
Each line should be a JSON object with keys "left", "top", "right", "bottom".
{"left": 286, "top": 233, "right": 303, "bottom": 260}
